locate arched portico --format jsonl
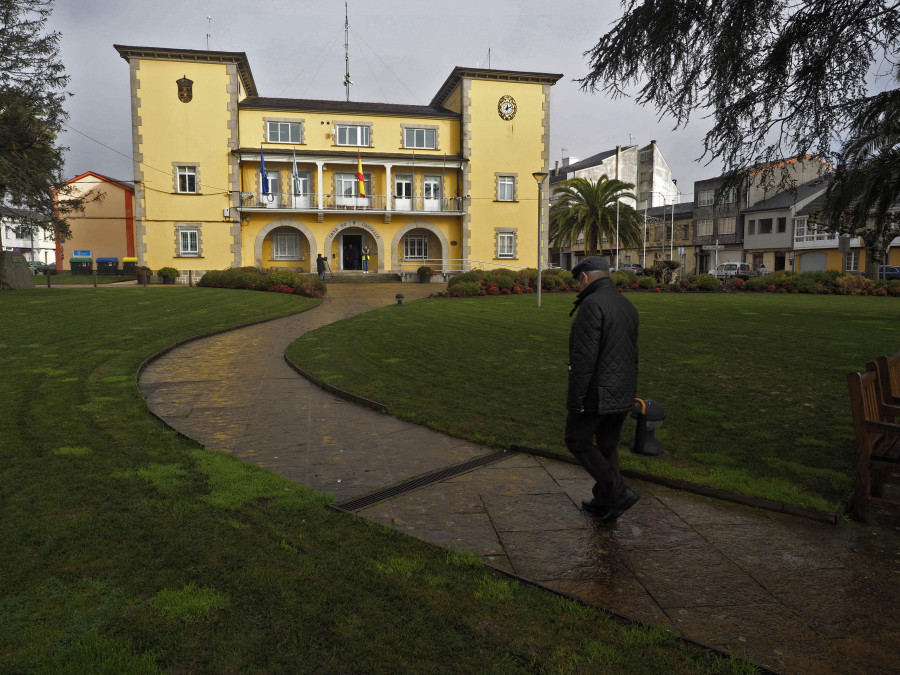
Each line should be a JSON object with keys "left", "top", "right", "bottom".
{"left": 391, "top": 221, "right": 450, "bottom": 272}
{"left": 254, "top": 218, "right": 317, "bottom": 270}
{"left": 323, "top": 219, "right": 385, "bottom": 271}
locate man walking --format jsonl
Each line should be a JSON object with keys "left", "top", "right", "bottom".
{"left": 565, "top": 256, "right": 640, "bottom": 522}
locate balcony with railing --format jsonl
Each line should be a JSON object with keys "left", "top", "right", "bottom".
{"left": 238, "top": 191, "right": 464, "bottom": 215}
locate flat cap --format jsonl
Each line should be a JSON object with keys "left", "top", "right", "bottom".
{"left": 571, "top": 256, "right": 610, "bottom": 277}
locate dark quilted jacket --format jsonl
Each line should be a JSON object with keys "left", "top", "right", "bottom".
{"left": 567, "top": 277, "right": 639, "bottom": 413}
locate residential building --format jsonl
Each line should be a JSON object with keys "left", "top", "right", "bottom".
{"left": 0, "top": 205, "right": 54, "bottom": 265}
{"left": 547, "top": 141, "right": 678, "bottom": 269}
{"left": 793, "top": 194, "right": 900, "bottom": 273}
{"left": 114, "top": 45, "right": 561, "bottom": 279}
{"left": 635, "top": 201, "right": 696, "bottom": 272}
{"left": 57, "top": 172, "right": 136, "bottom": 272}
{"left": 743, "top": 177, "right": 828, "bottom": 273}
{"left": 692, "top": 156, "right": 831, "bottom": 274}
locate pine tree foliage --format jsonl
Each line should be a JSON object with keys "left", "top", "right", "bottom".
{"left": 0, "top": 0, "right": 80, "bottom": 236}
{"left": 549, "top": 176, "right": 643, "bottom": 256}
{"left": 580, "top": 0, "right": 899, "bottom": 172}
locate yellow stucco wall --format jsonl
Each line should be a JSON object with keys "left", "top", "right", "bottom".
{"left": 463, "top": 78, "right": 549, "bottom": 269}
{"left": 131, "top": 58, "right": 237, "bottom": 272}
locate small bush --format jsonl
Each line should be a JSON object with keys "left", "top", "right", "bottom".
{"left": 611, "top": 270, "right": 636, "bottom": 286}
{"left": 157, "top": 266, "right": 179, "bottom": 279}
{"left": 541, "top": 273, "right": 566, "bottom": 292}
{"left": 198, "top": 267, "right": 325, "bottom": 297}
{"left": 743, "top": 277, "right": 768, "bottom": 292}
{"left": 836, "top": 274, "right": 876, "bottom": 295}
{"left": 452, "top": 281, "right": 481, "bottom": 297}
{"left": 695, "top": 274, "right": 719, "bottom": 292}
{"left": 637, "top": 276, "right": 656, "bottom": 290}
{"left": 447, "top": 271, "right": 484, "bottom": 289}
{"left": 882, "top": 280, "right": 900, "bottom": 297}
{"left": 268, "top": 269, "right": 300, "bottom": 288}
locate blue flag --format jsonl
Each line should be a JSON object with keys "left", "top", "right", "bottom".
{"left": 260, "top": 147, "right": 269, "bottom": 196}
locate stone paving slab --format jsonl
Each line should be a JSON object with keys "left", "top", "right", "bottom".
{"left": 139, "top": 283, "right": 900, "bottom": 674}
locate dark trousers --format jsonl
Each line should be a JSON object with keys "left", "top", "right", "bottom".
{"left": 564, "top": 410, "right": 628, "bottom": 503}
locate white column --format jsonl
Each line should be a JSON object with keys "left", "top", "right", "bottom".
{"left": 384, "top": 163, "right": 393, "bottom": 212}
{"left": 316, "top": 161, "right": 325, "bottom": 210}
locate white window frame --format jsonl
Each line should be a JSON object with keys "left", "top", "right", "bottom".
{"left": 497, "top": 175, "right": 515, "bottom": 202}
{"left": 336, "top": 172, "right": 372, "bottom": 198}
{"left": 844, "top": 250, "right": 859, "bottom": 273}
{"left": 178, "top": 226, "right": 199, "bottom": 257}
{"left": 698, "top": 190, "right": 714, "bottom": 207}
{"left": 177, "top": 166, "right": 197, "bottom": 194}
{"left": 267, "top": 121, "right": 302, "bottom": 144}
{"left": 404, "top": 234, "right": 428, "bottom": 260}
{"left": 696, "top": 219, "right": 713, "bottom": 236}
{"left": 497, "top": 232, "right": 516, "bottom": 259}
{"left": 272, "top": 233, "right": 300, "bottom": 260}
{"left": 403, "top": 127, "right": 436, "bottom": 149}
{"left": 336, "top": 124, "right": 370, "bottom": 147}
{"left": 718, "top": 217, "right": 736, "bottom": 235}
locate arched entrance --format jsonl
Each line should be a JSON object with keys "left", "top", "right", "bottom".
{"left": 391, "top": 221, "right": 449, "bottom": 273}
{"left": 254, "top": 219, "right": 317, "bottom": 273}
{"left": 324, "top": 220, "right": 385, "bottom": 272}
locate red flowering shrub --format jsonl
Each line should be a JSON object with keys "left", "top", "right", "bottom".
{"left": 486, "top": 282, "right": 500, "bottom": 296}
{"left": 268, "top": 284, "right": 295, "bottom": 294}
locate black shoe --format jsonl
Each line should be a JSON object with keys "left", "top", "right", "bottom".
{"left": 582, "top": 488, "right": 639, "bottom": 522}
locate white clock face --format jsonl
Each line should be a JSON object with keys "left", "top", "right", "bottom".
{"left": 498, "top": 95, "right": 517, "bottom": 120}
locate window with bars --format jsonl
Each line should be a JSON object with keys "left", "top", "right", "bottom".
{"left": 497, "top": 232, "right": 515, "bottom": 258}
{"left": 272, "top": 233, "right": 300, "bottom": 260}
{"left": 404, "top": 234, "right": 428, "bottom": 259}
{"left": 178, "top": 226, "right": 199, "bottom": 257}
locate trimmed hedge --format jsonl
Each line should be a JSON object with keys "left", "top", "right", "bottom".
{"left": 199, "top": 267, "right": 326, "bottom": 297}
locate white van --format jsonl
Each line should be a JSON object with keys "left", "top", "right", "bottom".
{"left": 710, "top": 262, "right": 752, "bottom": 280}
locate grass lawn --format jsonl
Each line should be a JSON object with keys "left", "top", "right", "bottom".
{"left": 0, "top": 288, "right": 749, "bottom": 673}
{"left": 287, "top": 292, "right": 900, "bottom": 514}
{"left": 35, "top": 274, "right": 138, "bottom": 285}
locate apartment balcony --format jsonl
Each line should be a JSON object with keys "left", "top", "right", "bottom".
{"left": 237, "top": 191, "right": 464, "bottom": 222}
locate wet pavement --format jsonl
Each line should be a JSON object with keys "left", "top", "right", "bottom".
{"left": 139, "top": 284, "right": 900, "bottom": 674}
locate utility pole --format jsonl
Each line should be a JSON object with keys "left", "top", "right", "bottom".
{"left": 343, "top": 2, "right": 352, "bottom": 102}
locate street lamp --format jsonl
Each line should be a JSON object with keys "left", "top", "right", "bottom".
{"left": 533, "top": 171, "right": 549, "bottom": 308}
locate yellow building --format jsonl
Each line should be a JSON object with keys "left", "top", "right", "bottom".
{"left": 114, "top": 45, "right": 561, "bottom": 280}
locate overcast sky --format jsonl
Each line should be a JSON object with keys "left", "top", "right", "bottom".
{"left": 49, "top": 0, "right": 725, "bottom": 198}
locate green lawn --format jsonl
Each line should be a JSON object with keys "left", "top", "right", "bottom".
{"left": 0, "top": 288, "right": 749, "bottom": 673}
{"left": 34, "top": 273, "right": 137, "bottom": 284}
{"left": 287, "top": 293, "right": 900, "bottom": 514}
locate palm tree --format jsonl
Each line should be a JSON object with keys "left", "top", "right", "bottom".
{"left": 818, "top": 86, "right": 900, "bottom": 277}
{"left": 549, "top": 176, "right": 643, "bottom": 259}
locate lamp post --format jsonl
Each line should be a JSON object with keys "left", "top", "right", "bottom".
{"left": 533, "top": 171, "right": 549, "bottom": 308}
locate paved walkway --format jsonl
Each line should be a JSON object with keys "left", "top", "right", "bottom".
{"left": 139, "top": 284, "right": 900, "bottom": 674}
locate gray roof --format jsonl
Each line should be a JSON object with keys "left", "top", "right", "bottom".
{"left": 646, "top": 201, "right": 694, "bottom": 218}
{"left": 0, "top": 204, "right": 46, "bottom": 221}
{"left": 742, "top": 177, "right": 830, "bottom": 213}
{"left": 240, "top": 97, "right": 458, "bottom": 118}
{"left": 550, "top": 146, "right": 637, "bottom": 184}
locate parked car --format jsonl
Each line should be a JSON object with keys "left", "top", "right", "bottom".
{"left": 710, "top": 262, "right": 752, "bottom": 280}
{"left": 27, "top": 261, "right": 48, "bottom": 274}
{"left": 617, "top": 263, "right": 644, "bottom": 275}
{"left": 878, "top": 265, "right": 900, "bottom": 280}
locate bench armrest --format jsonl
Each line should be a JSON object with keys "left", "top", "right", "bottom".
{"left": 865, "top": 419, "right": 900, "bottom": 436}
{"left": 883, "top": 403, "right": 900, "bottom": 418}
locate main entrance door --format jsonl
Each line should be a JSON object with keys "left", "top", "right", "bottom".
{"left": 342, "top": 234, "right": 362, "bottom": 270}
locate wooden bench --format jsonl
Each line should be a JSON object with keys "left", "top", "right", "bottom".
{"left": 847, "top": 367, "right": 900, "bottom": 521}
{"left": 874, "top": 350, "right": 900, "bottom": 409}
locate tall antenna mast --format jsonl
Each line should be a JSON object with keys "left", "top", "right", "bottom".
{"left": 206, "top": 16, "right": 212, "bottom": 51}
{"left": 343, "top": 2, "right": 351, "bottom": 102}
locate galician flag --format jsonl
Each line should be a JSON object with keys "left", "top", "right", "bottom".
{"left": 357, "top": 151, "right": 366, "bottom": 198}
{"left": 292, "top": 150, "right": 300, "bottom": 195}
{"left": 260, "top": 147, "right": 269, "bottom": 195}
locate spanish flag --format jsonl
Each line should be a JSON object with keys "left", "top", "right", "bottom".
{"left": 357, "top": 151, "right": 366, "bottom": 198}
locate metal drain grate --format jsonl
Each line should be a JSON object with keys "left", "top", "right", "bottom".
{"left": 333, "top": 450, "right": 514, "bottom": 512}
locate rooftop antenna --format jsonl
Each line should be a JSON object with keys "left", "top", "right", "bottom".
{"left": 628, "top": 133, "right": 634, "bottom": 146}
{"left": 206, "top": 16, "right": 211, "bottom": 51}
{"left": 488, "top": 47, "right": 491, "bottom": 69}
{"left": 343, "top": 2, "right": 352, "bottom": 102}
